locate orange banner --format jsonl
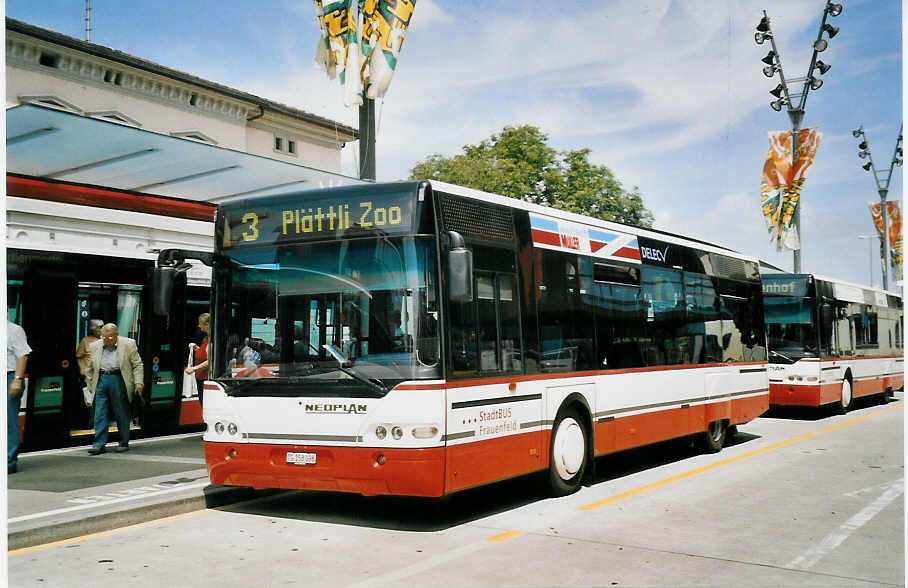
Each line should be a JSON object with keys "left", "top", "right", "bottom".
{"left": 760, "top": 129, "right": 822, "bottom": 251}
{"left": 869, "top": 200, "right": 903, "bottom": 274}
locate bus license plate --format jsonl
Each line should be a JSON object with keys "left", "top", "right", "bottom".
{"left": 286, "top": 452, "right": 316, "bottom": 465}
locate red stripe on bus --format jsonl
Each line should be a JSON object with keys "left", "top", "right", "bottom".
{"left": 614, "top": 246, "right": 641, "bottom": 260}
{"left": 7, "top": 174, "right": 216, "bottom": 222}
{"left": 530, "top": 228, "right": 561, "bottom": 246}
{"left": 445, "top": 362, "right": 766, "bottom": 389}
{"left": 444, "top": 393, "right": 768, "bottom": 493}
{"left": 393, "top": 383, "right": 444, "bottom": 391}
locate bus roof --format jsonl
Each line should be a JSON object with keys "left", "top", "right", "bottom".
{"left": 763, "top": 272, "right": 902, "bottom": 299}
{"left": 426, "top": 180, "right": 760, "bottom": 264}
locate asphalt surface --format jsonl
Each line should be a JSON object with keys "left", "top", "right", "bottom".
{"left": 6, "top": 433, "right": 256, "bottom": 550}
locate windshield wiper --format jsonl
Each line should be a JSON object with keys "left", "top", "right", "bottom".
{"left": 323, "top": 344, "right": 387, "bottom": 394}
{"left": 769, "top": 349, "right": 795, "bottom": 363}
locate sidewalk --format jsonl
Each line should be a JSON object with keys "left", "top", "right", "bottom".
{"left": 7, "top": 433, "right": 257, "bottom": 550}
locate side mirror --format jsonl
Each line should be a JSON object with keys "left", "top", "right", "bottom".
{"left": 152, "top": 267, "right": 177, "bottom": 316}
{"left": 445, "top": 231, "right": 473, "bottom": 303}
{"left": 448, "top": 248, "right": 474, "bottom": 303}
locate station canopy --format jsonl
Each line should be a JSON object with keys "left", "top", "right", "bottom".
{"left": 6, "top": 103, "right": 363, "bottom": 203}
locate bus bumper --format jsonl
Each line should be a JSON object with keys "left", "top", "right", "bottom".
{"left": 769, "top": 382, "right": 838, "bottom": 407}
{"left": 204, "top": 442, "right": 446, "bottom": 497}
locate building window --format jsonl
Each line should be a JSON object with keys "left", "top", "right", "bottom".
{"left": 273, "top": 135, "right": 298, "bottom": 157}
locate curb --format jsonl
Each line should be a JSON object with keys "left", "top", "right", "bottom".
{"left": 8, "top": 484, "right": 258, "bottom": 551}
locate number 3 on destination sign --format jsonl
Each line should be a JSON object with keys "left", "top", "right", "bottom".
{"left": 241, "top": 212, "right": 259, "bottom": 242}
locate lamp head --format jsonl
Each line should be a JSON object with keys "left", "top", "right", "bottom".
{"left": 770, "top": 98, "right": 786, "bottom": 112}
{"left": 826, "top": 2, "right": 843, "bottom": 17}
{"left": 814, "top": 39, "right": 828, "bottom": 52}
{"left": 815, "top": 60, "right": 831, "bottom": 75}
{"left": 809, "top": 77, "right": 823, "bottom": 90}
{"left": 763, "top": 65, "right": 777, "bottom": 78}
{"left": 754, "top": 31, "right": 771, "bottom": 45}
{"left": 852, "top": 126, "right": 864, "bottom": 138}
{"left": 769, "top": 84, "right": 784, "bottom": 98}
{"left": 822, "top": 23, "right": 839, "bottom": 39}
{"left": 858, "top": 140, "right": 868, "bottom": 150}
{"left": 761, "top": 50, "right": 776, "bottom": 65}
{"left": 863, "top": 162, "right": 872, "bottom": 171}
{"left": 756, "top": 16, "right": 771, "bottom": 33}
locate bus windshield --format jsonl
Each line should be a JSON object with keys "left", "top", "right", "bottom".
{"left": 764, "top": 296, "right": 818, "bottom": 360}
{"left": 213, "top": 236, "right": 440, "bottom": 393}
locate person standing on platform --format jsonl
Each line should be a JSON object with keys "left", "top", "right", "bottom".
{"left": 7, "top": 320, "right": 31, "bottom": 474}
{"left": 185, "top": 312, "right": 209, "bottom": 407}
{"left": 84, "top": 323, "right": 144, "bottom": 454}
{"left": 75, "top": 319, "right": 103, "bottom": 376}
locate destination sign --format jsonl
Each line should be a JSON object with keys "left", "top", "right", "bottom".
{"left": 220, "top": 189, "right": 416, "bottom": 248}
{"left": 762, "top": 276, "right": 809, "bottom": 297}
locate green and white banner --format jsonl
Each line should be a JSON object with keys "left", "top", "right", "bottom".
{"left": 314, "top": 0, "right": 417, "bottom": 107}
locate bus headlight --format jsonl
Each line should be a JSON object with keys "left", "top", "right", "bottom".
{"left": 227, "top": 422, "right": 238, "bottom": 436}
{"left": 214, "top": 422, "right": 225, "bottom": 434}
{"left": 391, "top": 426, "right": 404, "bottom": 440}
{"left": 375, "top": 425, "right": 387, "bottom": 440}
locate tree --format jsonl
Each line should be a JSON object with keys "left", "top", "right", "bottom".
{"left": 409, "top": 125, "right": 653, "bottom": 227}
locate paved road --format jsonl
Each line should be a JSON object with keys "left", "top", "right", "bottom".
{"left": 9, "top": 395, "right": 903, "bottom": 587}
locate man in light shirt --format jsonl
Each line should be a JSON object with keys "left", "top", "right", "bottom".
{"left": 7, "top": 320, "right": 31, "bottom": 474}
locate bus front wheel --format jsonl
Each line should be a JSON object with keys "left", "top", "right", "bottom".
{"left": 547, "top": 408, "right": 588, "bottom": 496}
{"left": 837, "top": 378, "right": 853, "bottom": 414}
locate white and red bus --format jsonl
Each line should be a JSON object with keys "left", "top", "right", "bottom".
{"left": 763, "top": 273, "right": 903, "bottom": 411}
{"left": 157, "top": 180, "right": 769, "bottom": 497}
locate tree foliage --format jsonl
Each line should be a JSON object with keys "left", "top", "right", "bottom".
{"left": 410, "top": 125, "right": 653, "bottom": 227}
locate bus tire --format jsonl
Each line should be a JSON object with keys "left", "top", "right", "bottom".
{"left": 700, "top": 419, "right": 727, "bottom": 454}
{"left": 837, "top": 377, "right": 853, "bottom": 414}
{"left": 548, "top": 407, "right": 588, "bottom": 496}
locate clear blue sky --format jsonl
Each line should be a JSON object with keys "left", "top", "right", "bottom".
{"left": 5, "top": 0, "right": 903, "bottom": 288}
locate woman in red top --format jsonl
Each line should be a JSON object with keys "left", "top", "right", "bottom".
{"left": 185, "top": 312, "right": 209, "bottom": 406}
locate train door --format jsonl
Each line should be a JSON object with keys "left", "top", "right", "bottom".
{"left": 69, "top": 282, "right": 144, "bottom": 437}
{"left": 21, "top": 270, "right": 78, "bottom": 449}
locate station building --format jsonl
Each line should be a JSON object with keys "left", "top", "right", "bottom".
{"left": 5, "top": 17, "right": 359, "bottom": 447}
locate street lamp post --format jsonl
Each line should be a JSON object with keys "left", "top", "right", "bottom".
{"left": 857, "top": 234, "right": 877, "bottom": 287}
{"left": 756, "top": 2, "right": 842, "bottom": 273}
{"left": 852, "top": 124, "right": 903, "bottom": 290}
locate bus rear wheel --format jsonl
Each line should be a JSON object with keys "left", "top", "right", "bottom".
{"left": 547, "top": 408, "right": 588, "bottom": 496}
{"left": 880, "top": 387, "right": 892, "bottom": 405}
{"left": 700, "top": 420, "right": 727, "bottom": 454}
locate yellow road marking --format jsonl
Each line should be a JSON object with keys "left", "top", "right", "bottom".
{"left": 577, "top": 404, "right": 902, "bottom": 511}
{"left": 485, "top": 529, "right": 525, "bottom": 542}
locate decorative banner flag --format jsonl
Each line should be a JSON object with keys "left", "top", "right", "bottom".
{"left": 314, "top": 0, "right": 416, "bottom": 107}
{"left": 869, "top": 200, "right": 903, "bottom": 279}
{"left": 759, "top": 129, "right": 822, "bottom": 251}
